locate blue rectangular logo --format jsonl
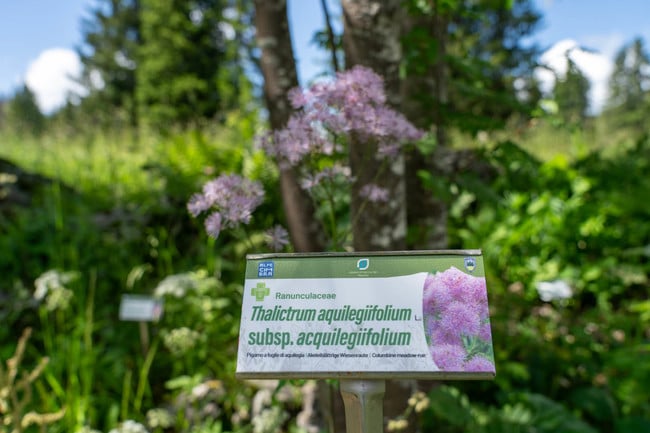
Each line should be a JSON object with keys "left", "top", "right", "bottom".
{"left": 257, "top": 261, "right": 274, "bottom": 278}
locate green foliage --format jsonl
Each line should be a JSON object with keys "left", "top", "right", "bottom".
{"left": 554, "top": 56, "right": 590, "bottom": 125}
{"left": 3, "top": 4, "right": 650, "bottom": 432}
{"left": 4, "top": 108, "right": 650, "bottom": 433}
{"left": 137, "top": 0, "right": 247, "bottom": 130}
{"left": 74, "top": 0, "right": 255, "bottom": 133}
{"left": 30, "top": 268, "right": 123, "bottom": 432}
{"left": 605, "top": 37, "right": 650, "bottom": 133}
{"left": 1, "top": 85, "right": 45, "bottom": 136}
{"left": 78, "top": 0, "right": 141, "bottom": 129}
{"left": 0, "top": 112, "right": 274, "bottom": 431}
{"left": 402, "top": 0, "right": 543, "bottom": 134}
{"left": 421, "top": 386, "right": 598, "bottom": 433}
{"left": 153, "top": 270, "right": 242, "bottom": 378}
{"left": 454, "top": 138, "right": 649, "bottom": 306}
{"left": 440, "top": 136, "right": 650, "bottom": 432}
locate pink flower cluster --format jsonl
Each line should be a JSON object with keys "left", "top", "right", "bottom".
{"left": 261, "top": 66, "right": 423, "bottom": 177}
{"left": 359, "top": 183, "right": 390, "bottom": 203}
{"left": 264, "top": 225, "right": 290, "bottom": 251}
{"left": 187, "top": 174, "right": 264, "bottom": 239}
{"left": 299, "top": 164, "right": 351, "bottom": 191}
{"left": 423, "top": 267, "right": 495, "bottom": 373}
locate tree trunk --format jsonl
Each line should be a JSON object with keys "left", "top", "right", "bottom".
{"left": 253, "top": 0, "right": 324, "bottom": 252}
{"left": 401, "top": 4, "right": 450, "bottom": 250}
{"left": 342, "top": 0, "right": 407, "bottom": 252}
{"left": 340, "top": 1, "right": 416, "bottom": 432}
{"left": 320, "top": 0, "right": 341, "bottom": 73}
{"left": 253, "top": 3, "right": 330, "bottom": 432}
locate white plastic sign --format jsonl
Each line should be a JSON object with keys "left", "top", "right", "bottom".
{"left": 119, "top": 295, "right": 163, "bottom": 322}
{"left": 236, "top": 251, "right": 495, "bottom": 380}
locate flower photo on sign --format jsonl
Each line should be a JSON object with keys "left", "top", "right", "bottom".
{"left": 422, "top": 267, "right": 495, "bottom": 373}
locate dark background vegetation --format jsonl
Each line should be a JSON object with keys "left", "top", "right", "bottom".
{"left": 1, "top": 0, "right": 649, "bottom": 432}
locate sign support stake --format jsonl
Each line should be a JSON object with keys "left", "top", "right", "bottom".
{"left": 340, "top": 379, "right": 386, "bottom": 433}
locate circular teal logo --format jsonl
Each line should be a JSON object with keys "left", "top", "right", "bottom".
{"left": 356, "top": 258, "right": 369, "bottom": 271}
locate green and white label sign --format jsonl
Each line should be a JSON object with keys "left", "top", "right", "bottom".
{"left": 236, "top": 251, "right": 495, "bottom": 380}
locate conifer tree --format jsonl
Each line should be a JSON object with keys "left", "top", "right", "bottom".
{"left": 605, "top": 37, "right": 650, "bottom": 132}
{"left": 554, "top": 56, "right": 590, "bottom": 125}
{"left": 77, "top": 0, "right": 252, "bottom": 131}
{"left": 3, "top": 85, "right": 45, "bottom": 136}
{"left": 78, "top": 0, "right": 140, "bottom": 128}
{"left": 402, "top": 0, "right": 542, "bottom": 134}
{"left": 137, "top": 0, "right": 244, "bottom": 130}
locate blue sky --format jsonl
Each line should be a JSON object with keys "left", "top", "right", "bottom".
{"left": 1, "top": 0, "right": 649, "bottom": 113}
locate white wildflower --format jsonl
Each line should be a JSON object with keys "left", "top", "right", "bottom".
{"left": 34, "top": 269, "right": 78, "bottom": 311}
{"left": 153, "top": 272, "right": 198, "bottom": 298}
{"left": 252, "top": 406, "right": 288, "bottom": 433}
{"left": 162, "top": 327, "right": 202, "bottom": 355}
{"left": 108, "top": 420, "right": 149, "bottom": 433}
{"left": 146, "top": 408, "right": 173, "bottom": 429}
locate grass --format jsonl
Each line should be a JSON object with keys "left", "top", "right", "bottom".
{"left": 1, "top": 130, "right": 159, "bottom": 202}
{"left": 0, "top": 123, "right": 258, "bottom": 432}
{"left": 450, "top": 115, "right": 644, "bottom": 162}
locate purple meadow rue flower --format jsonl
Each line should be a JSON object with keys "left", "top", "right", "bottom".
{"left": 359, "top": 183, "right": 389, "bottom": 203}
{"left": 464, "top": 356, "right": 495, "bottom": 373}
{"left": 430, "top": 344, "right": 467, "bottom": 371}
{"left": 205, "top": 212, "right": 222, "bottom": 239}
{"left": 300, "top": 174, "right": 318, "bottom": 191}
{"left": 431, "top": 326, "right": 463, "bottom": 347}
{"left": 265, "top": 225, "right": 290, "bottom": 251}
{"left": 377, "top": 141, "right": 401, "bottom": 158}
{"left": 260, "top": 66, "right": 424, "bottom": 169}
{"left": 299, "top": 165, "right": 352, "bottom": 191}
{"left": 288, "top": 86, "right": 308, "bottom": 109}
{"left": 187, "top": 174, "right": 264, "bottom": 239}
{"left": 439, "top": 301, "right": 481, "bottom": 338}
{"left": 334, "top": 65, "right": 386, "bottom": 106}
{"left": 479, "top": 322, "right": 493, "bottom": 342}
{"left": 422, "top": 266, "right": 494, "bottom": 371}
{"left": 438, "top": 266, "right": 488, "bottom": 309}
{"left": 437, "top": 266, "right": 470, "bottom": 295}
{"left": 187, "top": 193, "right": 210, "bottom": 217}
{"left": 423, "top": 272, "right": 453, "bottom": 316}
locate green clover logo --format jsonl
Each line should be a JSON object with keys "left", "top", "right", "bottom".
{"left": 251, "top": 282, "right": 270, "bottom": 301}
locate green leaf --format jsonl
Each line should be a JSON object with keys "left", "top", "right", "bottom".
{"left": 428, "top": 386, "right": 474, "bottom": 427}
{"left": 569, "top": 387, "right": 618, "bottom": 423}
{"left": 525, "top": 394, "right": 598, "bottom": 433}
{"left": 615, "top": 417, "right": 650, "bottom": 433}
{"left": 629, "top": 300, "right": 650, "bottom": 322}
{"left": 165, "top": 374, "right": 202, "bottom": 390}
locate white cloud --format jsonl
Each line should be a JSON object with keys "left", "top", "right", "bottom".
{"left": 535, "top": 38, "right": 614, "bottom": 114}
{"left": 25, "top": 48, "right": 85, "bottom": 114}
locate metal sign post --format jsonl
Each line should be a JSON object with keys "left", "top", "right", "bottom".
{"left": 340, "top": 380, "right": 386, "bottom": 433}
